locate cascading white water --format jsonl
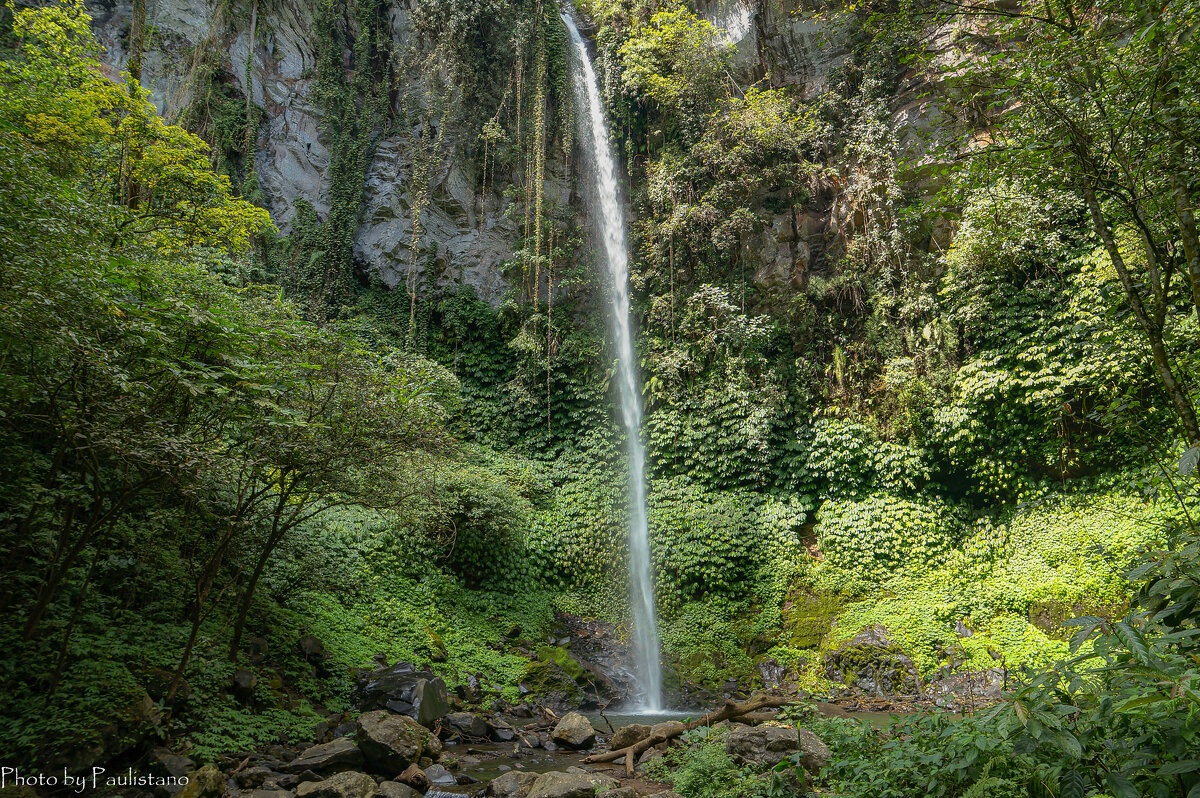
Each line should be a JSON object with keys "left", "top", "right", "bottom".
{"left": 562, "top": 9, "right": 663, "bottom": 713}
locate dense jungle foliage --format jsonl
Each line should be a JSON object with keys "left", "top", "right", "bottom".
{"left": 0, "top": 0, "right": 1199, "bottom": 794}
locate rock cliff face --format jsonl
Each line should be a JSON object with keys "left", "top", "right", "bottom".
{"left": 86, "top": 0, "right": 941, "bottom": 302}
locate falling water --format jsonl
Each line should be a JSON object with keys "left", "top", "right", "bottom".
{"left": 562, "top": 9, "right": 663, "bottom": 712}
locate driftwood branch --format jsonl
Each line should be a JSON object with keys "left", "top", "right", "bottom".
{"left": 583, "top": 693, "right": 796, "bottom": 777}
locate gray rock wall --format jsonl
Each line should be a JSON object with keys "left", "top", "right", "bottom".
{"left": 86, "top": 0, "right": 947, "bottom": 305}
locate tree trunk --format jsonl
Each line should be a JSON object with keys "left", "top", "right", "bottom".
{"left": 583, "top": 693, "right": 796, "bottom": 777}
{"left": 1172, "top": 174, "right": 1200, "bottom": 332}
{"left": 128, "top": 0, "right": 148, "bottom": 85}
{"left": 1083, "top": 187, "right": 1200, "bottom": 446}
{"left": 168, "top": 523, "right": 236, "bottom": 702}
{"left": 228, "top": 530, "right": 282, "bottom": 660}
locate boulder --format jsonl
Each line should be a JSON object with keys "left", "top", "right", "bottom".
{"left": 486, "top": 771, "right": 538, "bottom": 798}
{"left": 231, "top": 669, "right": 259, "bottom": 703}
{"left": 237, "top": 765, "right": 280, "bottom": 788}
{"left": 604, "top": 790, "right": 636, "bottom": 798}
{"left": 443, "top": 712, "right": 489, "bottom": 739}
{"left": 174, "top": 766, "right": 224, "bottom": 798}
{"left": 520, "top": 660, "right": 583, "bottom": 712}
{"left": 295, "top": 771, "right": 376, "bottom": 798}
{"left": 356, "top": 710, "right": 433, "bottom": 775}
{"left": 649, "top": 720, "right": 685, "bottom": 740}
{"left": 283, "top": 738, "right": 363, "bottom": 774}
{"left": 550, "top": 712, "right": 596, "bottom": 749}
{"left": 424, "top": 763, "right": 455, "bottom": 786}
{"left": 526, "top": 772, "right": 618, "bottom": 798}
{"left": 823, "top": 626, "right": 921, "bottom": 697}
{"left": 353, "top": 661, "right": 451, "bottom": 726}
{"left": 925, "top": 668, "right": 1005, "bottom": 709}
{"left": 798, "top": 728, "right": 831, "bottom": 773}
{"left": 150, "top": 747, "right": 196, "bottom": 779}
{"left": 609, "top": 723, "right": 650, "bottom": 750}
{"left": 724, "top": 724, "right": 799, "bottom": 767}
{"left": 488, "top": 719, "right": 517, "bottom": 742}
{"left": 247, "top": 791, "right": 293, "bottom": 798}
{"left": 395, "top": 764, "right": 429, "bottom": 793}
{"left": 377, "top": 784, "right": 421, "bottom": 798}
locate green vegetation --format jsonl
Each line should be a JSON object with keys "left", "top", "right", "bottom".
{"left": 2, "top": 0, "right": 1200, "bottom": 793}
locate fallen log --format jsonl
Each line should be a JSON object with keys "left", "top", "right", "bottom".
{"left": 583, "top": 693, "right": 797, "bottom": 777}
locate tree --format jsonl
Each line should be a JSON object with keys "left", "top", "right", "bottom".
{"left": 937, "top": 0, "right": 1200, "bottom": 445}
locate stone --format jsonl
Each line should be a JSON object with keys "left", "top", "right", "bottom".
{"left": 150, "top": 747, "right": 196, "bottom": 779}
{"left": 174, "top": 766, "right": 224, "bottom": 798}
{"left": 550, "top": 712, "right": 596, "bottom": 749}
{"left": 443, "top": 711, "right": 489, "bottom": 739}
{"left": 925, "top": 668, "right": 1005, "bottom": 709}
{"left": 354, "top": 661, "right": 450, "bottom": 726}
{"left": 300, "top": 635, "right": 328, "bottom": 663}
{"left": 237, "top": 765, "right": 280, "bottom": 788}
{"left": 356, "top": 711, "right": 432, "bottom": 775}
{"left": 395, "top": 764, "right": 429, "bottom": 793}
{"left": 295, "top": 771, "right": 376, "bottom": 798}
{"left": 608, "top": 723, "right": 650, "bottom": 750}
{"left": 283, "top": 738, "right": 363, "bottom": 774}
{"left": 424, "top": 764, "right": 455, "bottom": 786}
{"left": 248, "top": 790, "right": 293, "bottom": 798}
{"left": 377, "top": 784, "right": 421, "bottom": 798}
{"left": 798, "top": 728, "right": 831, "bottom": 773}
{"left": 486, "top": 770, "right": 538, "bottom": 798}
{"left": 604, "top": 790, "right": 636, "bottom": 798}
{"left": 823, "top": 626, "right": 921, "bottom": 697}
{"left": 519, "top": 660, "right": 582, "bottom": 712}
{"left": 724, "top": 724, "right": 800, "bottom": 767}
{"left": 636, "top": 748, "right": 663, "bottom": 766}
{"left": 757, "top": 658, "right": 787, "bottom": 690}
{"left": 649, "top": 720, "right": 685, "bottom": 740}
{"left": 525, "top": 771, "right": 618, "bottom": 798}
{"left": 488, "top": 719, "right": 517, "bottom": 742}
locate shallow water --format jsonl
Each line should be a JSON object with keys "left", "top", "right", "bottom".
{"left": 586, "top": 709, "right": 697, "bottom": 734}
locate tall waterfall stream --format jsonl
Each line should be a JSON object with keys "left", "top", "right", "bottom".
{"left": 562, "top": 9, "right": 663, "bottom": 712}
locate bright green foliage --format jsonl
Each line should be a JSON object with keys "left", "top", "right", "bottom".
{"left": 816, "top": 493, "right": 964, "bottom": 588}
{"left": 810, "top": 522, "right": 1200, "bottom": 798}
{"left": 643, "top": 726, "right": 766, "bottom": 798}
{"left": 0, "top": 0, "right": 272, "bottom": 253}
{"left": 651, "top": 479, "right": 761, "bottom": 602}
{"left": 933, "top": 182, "right": 1163, "bottom": 503}
{"left": 618, "top": 6, "right": 734, "bottom": 140}
{"left": 798, "top": 418, "right": 931, "bottom": 499}
{"left": 644, "top": 286, "right": 785, "bottom": 489}
{"left": 822, "top": 490, "right": 1170, "bottom": 675}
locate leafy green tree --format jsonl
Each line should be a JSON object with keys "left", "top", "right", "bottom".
{"left": 939, "top": 0, "right": 1200, "bottom": 445}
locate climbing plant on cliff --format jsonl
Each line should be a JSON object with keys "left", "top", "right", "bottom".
{"left": 283, "top": 0, "right": 393, "bottom": 317}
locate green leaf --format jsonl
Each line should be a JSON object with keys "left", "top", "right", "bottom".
{"left": 1107, "top": 773, "right": 1138, "bottom": 798}
{"left": 1158, "top": 761, "right": 1200, "bottom": 776}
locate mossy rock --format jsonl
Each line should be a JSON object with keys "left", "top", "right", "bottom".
{"left": 782, "top": 588, "right": 842, "bottom": 649}
{"left": 535, "top": 645, "right": 587, "bottom": 682}
{"left": 1028, "top": 599, "right": 1127, "bottom": 640}
{"left": 521, "top": 660, "right": 583, "bottom": 707}
{"left": 425, "top": 628, "right": 448, "bottom": 662}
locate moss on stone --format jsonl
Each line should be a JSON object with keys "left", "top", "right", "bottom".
{"left": 781, "top": 588, "right": 843, "bottom": 649}
{"left": 521, "top": 659, "right": 583, "bottom": 705}
{"left": 535, "top": 644, "right": 587, "bottom": 682}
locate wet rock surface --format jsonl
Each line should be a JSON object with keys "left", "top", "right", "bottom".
{"left": 824, "top": 625, "right": 922, "bottom": 697}
{"left": 354, "top": 661, "right": 451, "bottom": 726}
{"left": 355, "top": 710, "right": 436, "bottom": 775}
{"left": 724, "top": 724, "right": 800, "bottom": 767}
{"left": 550, "top": 712, "right": 597, "bottom": 750}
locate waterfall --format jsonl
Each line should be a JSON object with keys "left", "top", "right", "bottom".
{"left": 562, "top": 8, "right": 663, "bottom": 712}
